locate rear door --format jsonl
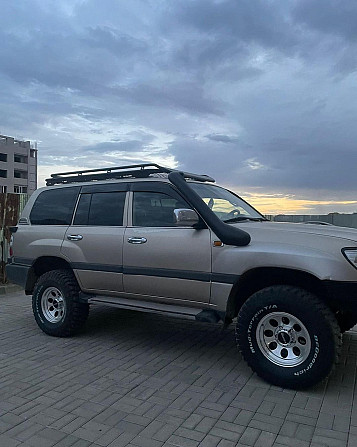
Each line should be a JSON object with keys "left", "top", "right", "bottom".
{"left": 61, "top": 183, "right": 127, "bottom": 294}
{"left": 123, "top": 182, "right": 212, "bottom": 305}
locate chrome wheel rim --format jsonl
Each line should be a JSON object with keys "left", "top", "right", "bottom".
{"left": 256, "top": 312, "right": 311, "bottom": 367}
{"left": 41, "top": 287, "right": 66, "bottom": 323}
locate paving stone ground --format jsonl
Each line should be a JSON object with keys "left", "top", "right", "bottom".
{"left": 1, "top": 291, "right": 357, "bottom": 447}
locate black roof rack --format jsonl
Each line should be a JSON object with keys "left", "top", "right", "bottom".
{"left": 45, "top": 163, "right": 215, "bottom": 186}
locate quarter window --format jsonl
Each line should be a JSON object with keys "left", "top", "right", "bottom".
{"left": 30, "top": 187, "right": 80, "bottom": 225}
{"left": 74, "top": 192, "right": 126, "bottom": 226}
{"left": 133, "top": 191, "right": 190, "bottom": 227}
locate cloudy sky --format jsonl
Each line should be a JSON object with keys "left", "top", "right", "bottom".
{"left": 1, "top": 0, "right": 356, "bottom": 214}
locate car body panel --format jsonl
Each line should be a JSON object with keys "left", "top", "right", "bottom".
{"left": 211, "top": 222, "right": 357, "bottom": 285}
{"left": 11, "top": 224, "right": 68, "bottom": 261}
{"left": 61, "top": 226, "right": 125, "bottom": 293}
{"left": 123, "top": 226, "right": 212, "bottom": 302}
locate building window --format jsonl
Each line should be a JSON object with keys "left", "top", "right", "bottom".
{"left": 30, "top": 149, "right": 36, "bottom": 158}
{"left": 0, "top": 169, "right": 7, "bottom": 178}
{"left": 0, "top": 153, "right": 7, "bottom": 162}
{"left": 14, "top": 185, "right": 27, "bottom": 194}
{"left": 0, "top": 186, "right": 7, "bottom": 193}
{"left": 14, "top": 169, "right": 28, "bottom": 179}
{"left": 14, "top": 154, "right": 28, "bottom": 164}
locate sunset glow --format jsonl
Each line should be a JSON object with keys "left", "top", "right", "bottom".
{"left": 242, "top": 193, "right": 357, "bottom": 215}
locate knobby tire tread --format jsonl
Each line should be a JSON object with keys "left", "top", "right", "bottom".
{"left": 33, "top": 269, "right": 89, "bottom": 337}
{"left": 235, "top": 285, "right": 342, "bottom": 388}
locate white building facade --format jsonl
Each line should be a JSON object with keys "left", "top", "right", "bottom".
{"left": 0, "top": 135, "right": 37, "bottom": 194}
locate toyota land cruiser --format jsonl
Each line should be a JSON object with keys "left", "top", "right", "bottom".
{"left": 6, "top": 163, "right": 357, "bottom": 389}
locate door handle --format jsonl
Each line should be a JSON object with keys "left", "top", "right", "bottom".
{"left": 127, "top": 237, "right": 147, "bottom": 244}
{"left": 67, "top": 234, "right": 83, "bottom": 241}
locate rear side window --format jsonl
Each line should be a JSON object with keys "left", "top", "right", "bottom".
{"left": 30, "top": 187, "right": 80, "bottom": 225}
{"left": 74, "top": 192, "right": 126, "bottom": 226}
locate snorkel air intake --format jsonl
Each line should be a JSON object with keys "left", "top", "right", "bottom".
{"left": 168, "top": 171, "right": 251, "bottom": 247}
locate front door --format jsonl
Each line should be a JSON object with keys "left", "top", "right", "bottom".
{"left": 123, "top": 182, "right": 212, "bottom": 305}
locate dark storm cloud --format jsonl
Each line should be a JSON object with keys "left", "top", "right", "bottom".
{"left": 167, "top": 36, "right": 250, "bottom": 74}
{"left": 292, "top": 0, "right": 357, "bottom": 75}
{"left": 171, "top": 0, "right": 296, "bottom": 52}
{"left": 206, "top": 134, "right": 240, "bottom": 144}
{"left": 170, "top": 134, "right": 357, "bottom": 201}
{"left": 293, "top": 0, "right": 357, "bottom": 41}
{"left": 85, "top": 26, "right": 147, "bottom": 55}
{"left": 0, "top": 27, "right": 145, "bottom": 94}
{"left": 169, "top": 136, "right": 248, "bottom": 181}
{"left": 1, "top": 0, "right": 357, "bottom": 207}
{"left": 0, "top": 4, "right": 222, "bottom": 117}
{"left": 84, "top": 138, "right": 154, "bottom": 154}
{"left": 165, "top": 0, "right": 357, "bottom": 78}
{"left": 111, "top": 82, "right": 223, "bottom": 115}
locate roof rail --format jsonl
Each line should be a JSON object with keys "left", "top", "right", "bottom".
{"left": 45, "top": 163, "right": 215, "bottom": 186}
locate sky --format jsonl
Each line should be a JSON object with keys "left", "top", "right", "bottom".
{"left": 1, "top": 0, "right": 357, "bottom": 214}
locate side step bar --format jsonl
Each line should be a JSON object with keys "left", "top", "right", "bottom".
{"left": 87, "top": 296, "right": 223, "bottom": 323}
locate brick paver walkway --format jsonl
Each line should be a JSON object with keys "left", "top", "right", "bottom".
{"left": 1, "top": 291, "right": 356, "bottom": 447}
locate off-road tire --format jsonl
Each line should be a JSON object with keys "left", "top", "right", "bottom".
{"left": 32, "top": 269, "right": 89, "bottom": 337}
{"left": 236, "top": 285, "right": 341, "bottom": 389}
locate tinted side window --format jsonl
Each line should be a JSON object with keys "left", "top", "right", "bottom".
{"left": 133, "top": 191, "right": 190, "bottom": 227}
{"left": 30, "top": 187, "right": 80, "bottom": 225}
{"left": 73, "top": 194, "right": 91, "bottom": 226}
{"left": 74, "top": 192, "right": 126, "bottom": 226}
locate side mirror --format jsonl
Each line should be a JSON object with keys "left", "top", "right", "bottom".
{"left": 174, "top": 208, "right": 199, "bottom": 227}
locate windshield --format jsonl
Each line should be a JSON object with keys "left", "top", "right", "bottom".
{"left": 189, "top": 182, "right": 265, "bottom": 222}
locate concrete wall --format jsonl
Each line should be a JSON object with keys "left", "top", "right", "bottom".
{"left": 0, "top": 135, "right": 37, "bottom": 195}
{"left": 267, "top": 213, "right": 357, "bottom": 229}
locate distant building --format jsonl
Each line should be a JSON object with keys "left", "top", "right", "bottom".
{"left": 0, "top": 135, "right": 37, "bottom": 194}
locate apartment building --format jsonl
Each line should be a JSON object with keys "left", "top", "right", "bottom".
{"left": 0, "top": 135, "right": 37, "bottom": 194}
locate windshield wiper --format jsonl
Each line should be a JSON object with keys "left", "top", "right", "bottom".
{"left": 223, "top": 216, "right": 267, "bottom": 223}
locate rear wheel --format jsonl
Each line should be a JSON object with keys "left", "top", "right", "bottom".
{"left": 32, "top": 269, "right": 89, "bottom": 337}
{"left": 236, "top": 286, "right": 341, "bottom": 389}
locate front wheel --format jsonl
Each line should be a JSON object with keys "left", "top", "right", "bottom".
{"left": 236, "top": 286, "right": 341, "bottom": 389}
{"left": 32, "top": 269, "right": 89, "bottom": 337}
